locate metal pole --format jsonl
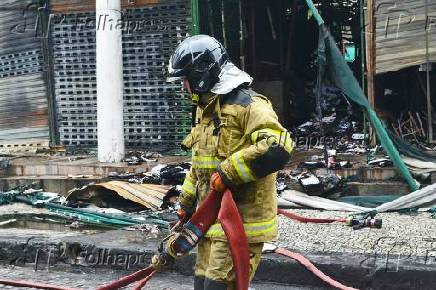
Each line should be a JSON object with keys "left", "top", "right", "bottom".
{"left": 316, "top": 26, "right": 328, "bottom": 167}
{"left": 360, "top": 0, "right": 368, "bottom": 150}
{"left": 191, "top": 0, "right": 200, "bottom": 35}
{"left": 39, "top": 0, "right": 60, "bottom": 147}
{"left": 239, "top": 0, "right": 245, "bottom": 70}
{"left": 207, "top": 0, "right": 215, "bottom": 37}
{"left": 366, "top": 0, "right": 376, "bottom": 145}
{"left": 221, "top": 0, "right": 227, "bottom": 47}
{"left": 250, "top": 2, "right": 256, "bottom": 77}
{"left": 425, "top": 0, "right": 433, "bottom": 143}
{"left": 366, "top": 0, "right": 375, "bottom": 110}
{"left": 360, "top": 0, "right": 366, "bottom": 92}
{"left": 96, "top": 0, "right": 125, "bottom": 163}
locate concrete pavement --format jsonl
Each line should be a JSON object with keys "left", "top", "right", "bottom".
{"left": 0, "top": 265, "right": 324, "bottom": 290}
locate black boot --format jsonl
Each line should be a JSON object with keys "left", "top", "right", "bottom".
{"left": 194, "top": 276, "right": 205, "bottom": 290}
{"left": 204, "top": 278, "right": 228, "bottom": 290}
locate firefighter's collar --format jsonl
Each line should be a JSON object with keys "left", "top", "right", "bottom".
{"left": 198, "top": 93, "right": 218, "bottom": 109}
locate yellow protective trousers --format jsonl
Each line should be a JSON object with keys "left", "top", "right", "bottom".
{"left": 195, "top": 238, "right": 263, "bottom": 290}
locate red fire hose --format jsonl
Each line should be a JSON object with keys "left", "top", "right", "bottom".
{"left": 218, "top": 190, "right": 250, "bottom": 290}
{"left": 96, "top": 265, "right": 156, "bottom": 290}
{"left": 188, "top": 188, "right": 224, "bottom": 233}
{"left": 1, "top": 196, "right": 360, "bottom": 290}
{"left": 170, "top": 188, "right": 250, "bottom": 290}
{"left": 0, "top": 280, "right": 80, "bottom": 290}
{"left": 274, "top": 247, "right": 358, "bottom": 290}
{"left": 277, "top": 208, "right": 347, "bottom": 223}
{"left": 132, "top": 269, "right": 157, "bottom": 290}
{"left": 0, "top": 265, "right": 157, "bottom": 290}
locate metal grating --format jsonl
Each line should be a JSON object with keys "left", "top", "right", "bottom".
{"left": 52, "top": 0, "right": 192, "bottom": 150}
{"left": 0, "top": 1, "right": 49, "bottom": 149}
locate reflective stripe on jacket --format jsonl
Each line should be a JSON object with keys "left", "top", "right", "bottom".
{"left": 179, "top": 88, "right": 294, "bottom": 243}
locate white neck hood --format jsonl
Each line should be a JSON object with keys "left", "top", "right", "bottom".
{"left": 210, "top": 62, "right": 253, "bottom": 95}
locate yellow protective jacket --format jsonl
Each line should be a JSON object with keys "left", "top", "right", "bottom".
{"left": 179, "top": 88, "right": 294, "bottom": 243}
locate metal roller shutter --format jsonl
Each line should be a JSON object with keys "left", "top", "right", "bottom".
{"left": 0, "top": 1, "right": 50, "bottom": 150}
{"left": 52, "top": 0, "right": 192, "bottom": 150}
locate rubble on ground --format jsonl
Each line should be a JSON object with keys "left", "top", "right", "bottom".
{"left": 109, "top": 162, "right": 191, "bottom": 185}
{"left": 122, "top": 151, "right": 162, "bottom": 165}
{"left": 0, "top": 186, "right": 175, "bottom": 231}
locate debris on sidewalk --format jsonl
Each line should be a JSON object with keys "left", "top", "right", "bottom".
{"left": 280, "top": 182, "right": 436, "bottom": 212}
{"left": 276, "top": 172, "right": 289, "bottom": 193}
{"left": 122, "top": 151, "right": 163, "bottom": 165}
{"left": 368, "top": 158, "right": 393, "bottom": 168}
{"left": 66, "top": 181, "right": 173, "bottom": 211}
{"left": 298, "top": 153, "right": 353, "bottom": 170}
{"left": 390, "top": 112, "right": 427, "bottom": 145}
{"left": 1, "top": 196, "right": 172, "bottom": 231}
{"left": 109, "top": 162, "right": 191, "bottom": 185}
{"left": 295, "top": 172, "right": 343, "bottom": 197}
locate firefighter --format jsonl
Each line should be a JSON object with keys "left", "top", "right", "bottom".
{"left": 167, "top": 35, "right": 294, "bottom": 290}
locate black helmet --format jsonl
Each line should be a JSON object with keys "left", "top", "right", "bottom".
{"left": 168, "top": 35, "right": 229, "bottom": 94}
